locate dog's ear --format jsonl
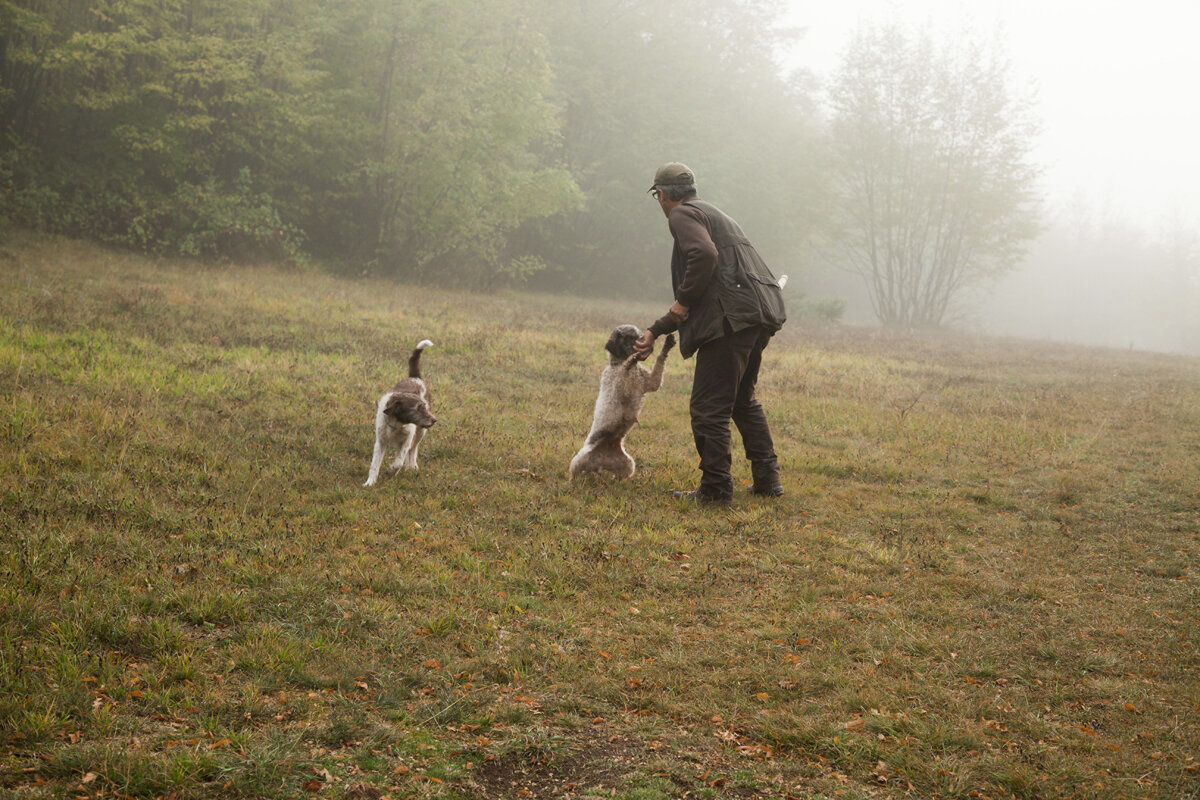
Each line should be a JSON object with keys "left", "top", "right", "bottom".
{"left": 384, "top": 395, "right": 411, "bottom": 420}
{"left": 605, "top": 329, "right": 625, "bottom": 358}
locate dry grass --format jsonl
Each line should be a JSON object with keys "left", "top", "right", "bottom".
{"left": 1, "top": 231, "right": 1198, "bottom": 800}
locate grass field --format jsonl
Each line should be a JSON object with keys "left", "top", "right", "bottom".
{"left": 2, "top": 231, "right": 1198, "bottom": 800}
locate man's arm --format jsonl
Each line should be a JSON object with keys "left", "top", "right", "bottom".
{"left": 635, "top": 305, "right": 685, "bottom": 358}
{"left": 635, "top": 206, "right": 715, "bottom": 359}
{"left": 669, "top": 205, "right": 718, "bottom": 306}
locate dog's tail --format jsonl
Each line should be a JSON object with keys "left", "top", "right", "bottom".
{"left": 409, "top": 339, "right": 434, "bottom": 378}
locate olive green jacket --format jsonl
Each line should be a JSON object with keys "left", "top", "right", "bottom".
{"left": 649, "top": 199, "right": 786, "bottom": 358}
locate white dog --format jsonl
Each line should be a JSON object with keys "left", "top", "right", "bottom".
{"left": 569, "top": 325, "right": 674, "bottom": 480}
{"left": 364, "top": 339, "right": 437, "bottom": 487}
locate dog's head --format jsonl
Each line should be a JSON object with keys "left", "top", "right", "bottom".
{"left": 605, "top": 324, "right": 641, "bottom": 361}
{"left": 385, "top": 394, "right": 437, "bottom": 428}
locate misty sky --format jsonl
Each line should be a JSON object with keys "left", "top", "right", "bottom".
{"left": 779, "top": 0, "right": 1200, "bottom": 231}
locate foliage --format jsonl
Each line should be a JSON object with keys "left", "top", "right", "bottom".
{"left": 789, "top": 293, "right": 846, "bottom": 325}
{"left": 0, "top": 0, "right": 583, "bottom": 280}
{"left": 3, "top": 236, "right": 1199, "bottom": 799}
{"left": 523, "top": 0, "right": 829, "bottom": 297}
{"left": 357, "top": 0, "right": 581, "bottom": 281}
{"left": 0, "top": 0, "right": 827, "bottom": 291}
{"left": 0, "top": 0, "right": 326, "bottom": 261}
{"left": 828, "top": 23, "right": 1043, "bottom": 327}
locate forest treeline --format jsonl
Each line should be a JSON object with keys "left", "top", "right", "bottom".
{"left": 1, "top": 0, "right": 827, "bottom": 296}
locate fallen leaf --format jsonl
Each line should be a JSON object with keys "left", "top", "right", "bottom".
{"left": 343, "top": 783, "right": 383, "bottom": 800}
{"left": 737, "top": 743, "right": 773, "bottom": 759}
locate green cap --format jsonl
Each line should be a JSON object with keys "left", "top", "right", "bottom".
{"left": 648, "top": 162, "right": 695, "bottom": 192}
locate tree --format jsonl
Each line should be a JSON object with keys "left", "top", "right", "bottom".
{"left": 0, "top": 0, "right": 326, "bottom": 259}
{"left": 517, "top": 0, "right": 827, "bottom": 297}
{"left": 358, "top": 0, "right": 579, "bottom": 282}
{"left": 827, "top": 23, "right": 1042, "bottom": 327}
{"left": 1, "top": 0, "right": 824, "bottom": 289}
{"left": 0, "top": 0, "right": 582, "bottom": 278}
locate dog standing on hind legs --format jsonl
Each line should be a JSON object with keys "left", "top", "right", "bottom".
{"left": 569, "top": 325, "right": 675, "bottom": 480}
{"left": 364, "top": 339, "right": 437, "bottom": 487}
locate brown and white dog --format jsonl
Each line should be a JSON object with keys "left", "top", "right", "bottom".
{"left": 364, "top": 339, "right": 437, "bottom": 487}
{"left": 569, "top": 325, "right": 675, "bottom": 480}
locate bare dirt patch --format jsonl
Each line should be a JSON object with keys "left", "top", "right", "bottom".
{"left": 472, "top": 733, "right": 642, "bottom": 798}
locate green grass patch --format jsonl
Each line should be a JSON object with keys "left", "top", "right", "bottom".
{"left": 2, "top": 233, "right": 1198, "bottom": 799}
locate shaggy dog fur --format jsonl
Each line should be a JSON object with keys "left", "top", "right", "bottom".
{"left": 363, "top": 339, "right": 436, "bottom": 487}
{"left": 569, "top": 325, "right": 675, "bottom": 480}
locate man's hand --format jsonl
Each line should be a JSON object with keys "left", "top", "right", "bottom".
{"left": 633, "top": 330, "right": 656, "bottom": 360}
{"left": 668, "top": 301, "right": 689, "bottom": 322}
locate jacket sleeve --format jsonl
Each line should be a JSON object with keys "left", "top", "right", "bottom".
{"left": 647, "top": 313, "right": 678, "bottom": 337}
{"left": 668, "top": 205, "right": 718, "bottom": 307}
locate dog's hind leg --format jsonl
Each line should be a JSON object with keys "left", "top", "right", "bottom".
{"left": 599, "top": 441, "right": 635, "bottom": 479}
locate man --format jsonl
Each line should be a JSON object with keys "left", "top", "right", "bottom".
{"left": 634, "top": 162, "right": 787, "bottom": 505}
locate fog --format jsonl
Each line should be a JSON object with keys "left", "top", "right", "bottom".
{"left": 780, "top": 0, "right": 1200, "bottom": 355}
{"left": 5, "top": 1, "right": 1198, "bottom": 355}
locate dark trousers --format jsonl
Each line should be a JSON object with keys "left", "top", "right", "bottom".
{"left": 690, "top": 323, "right": 780, "bottom": 498}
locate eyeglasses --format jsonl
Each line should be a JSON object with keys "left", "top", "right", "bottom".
{"left": 650, "top": 188, "right": 662, "bottom": 200}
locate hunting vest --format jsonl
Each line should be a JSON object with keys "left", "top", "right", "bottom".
{"left": 673, "top": 199, "right": 787, "bottom": 357}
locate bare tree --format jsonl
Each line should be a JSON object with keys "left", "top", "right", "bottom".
{"left": 828, "top": 24, "right": 1042, "bottom": 327}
